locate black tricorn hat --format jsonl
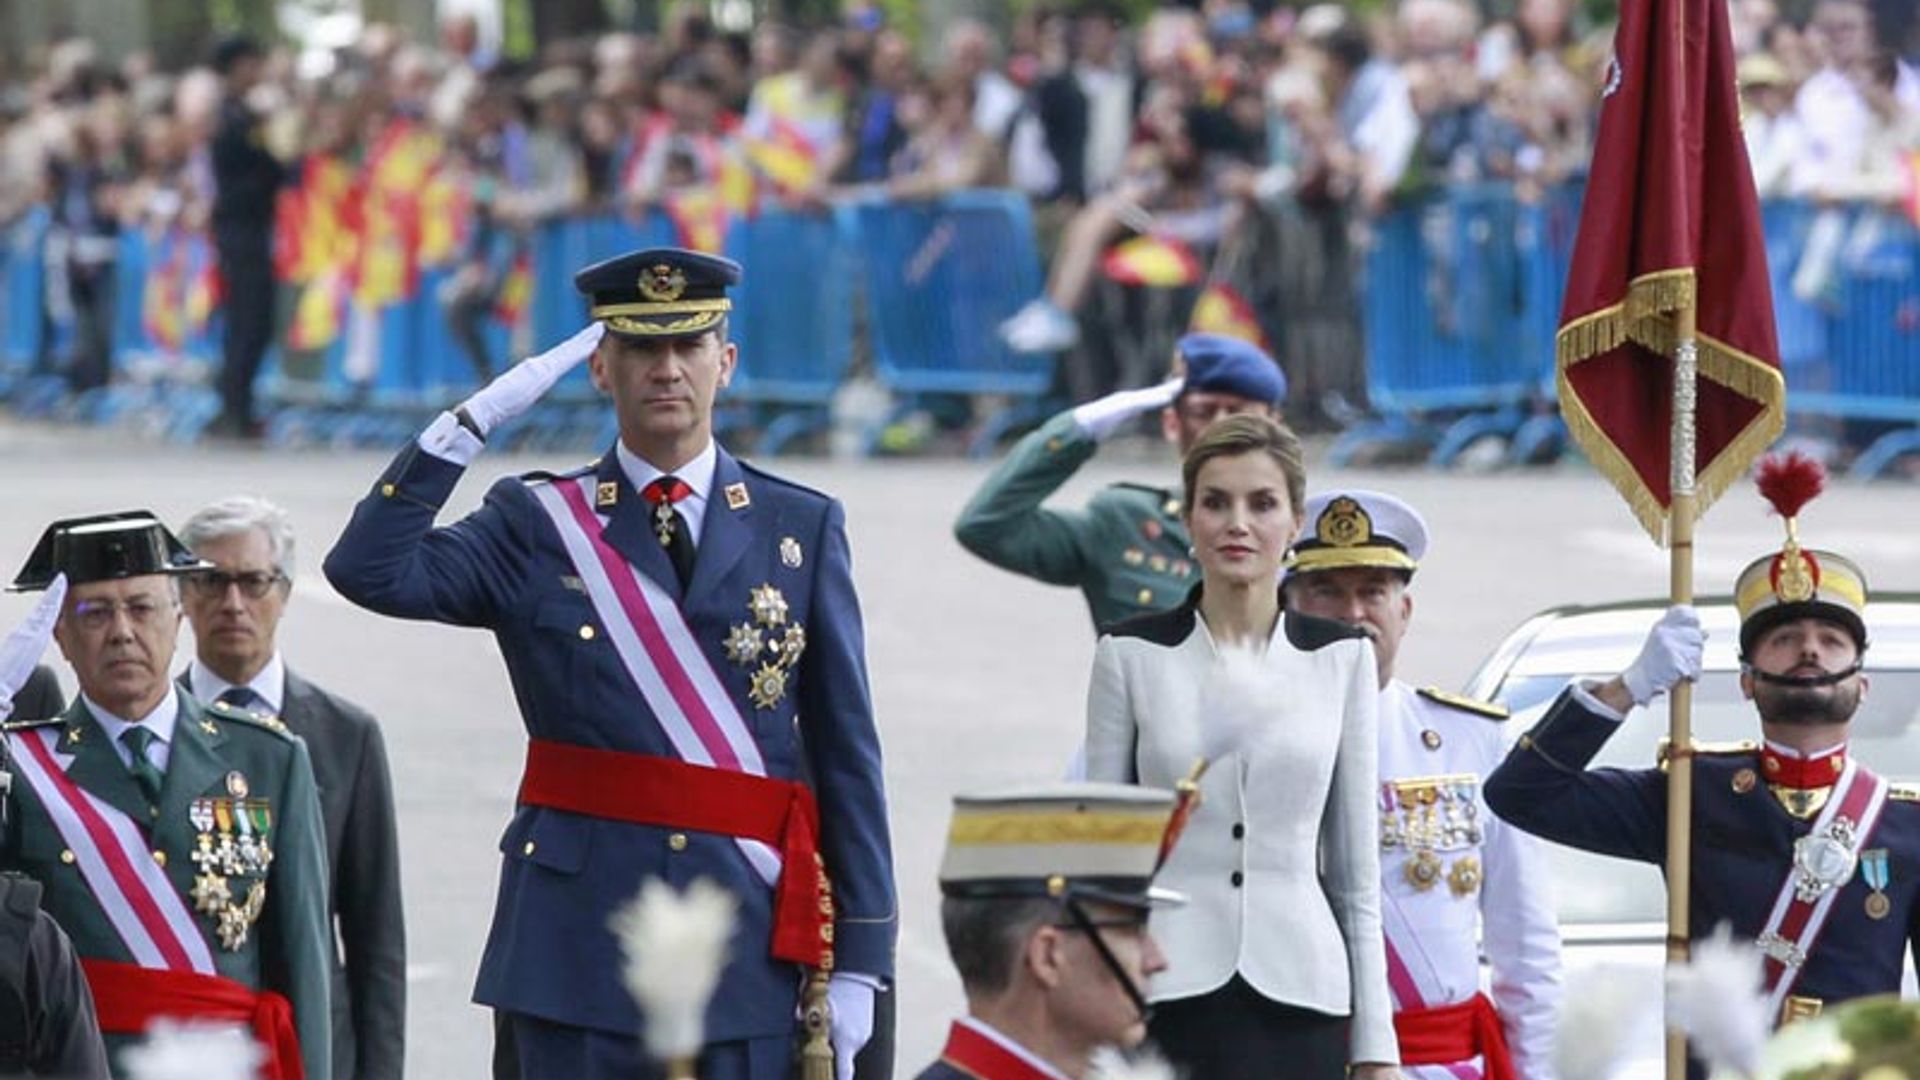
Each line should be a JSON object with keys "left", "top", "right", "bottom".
{"left": 9, "top": 511, "right": 213, "bottom": 592}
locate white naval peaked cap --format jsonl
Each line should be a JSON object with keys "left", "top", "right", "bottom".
{"left": 939, "top": 782, "right": 1184, "bottom": 909}
{"left": 1289, "top": 489, "right": 1429, "bottom": 576}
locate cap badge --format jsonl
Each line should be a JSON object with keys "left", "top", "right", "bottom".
{"left": 1772, "top": 549, "right": 1819, "bottom": 604}
{"left": 1319, "top": 497, "right": 1372, "bottom": 548}
{"left": 638, "top": 264, "right": 688, "bottom": 303}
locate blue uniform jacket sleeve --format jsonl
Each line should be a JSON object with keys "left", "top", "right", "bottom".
{"left": 1483, "top": 686, "right": 1667, "bottom": 865}
{"left": 797, "top": 499, "right": 897, "bottom": 979}
{"left": 322, "top": 441, "right": 531, "bottom": 628}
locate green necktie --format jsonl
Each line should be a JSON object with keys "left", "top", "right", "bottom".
{"left": 119, "top": 726, "right": 164, "bottom": 804}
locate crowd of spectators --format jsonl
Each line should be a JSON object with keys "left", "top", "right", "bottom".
{"left": 0, "top": 0, "right": 1914, "bottom": 438}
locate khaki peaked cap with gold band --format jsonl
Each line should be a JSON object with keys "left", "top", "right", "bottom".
{"left": 575, "top": 247, "right": 742, "bottom": 338}
{"left": 1734, "top": 548, "right": 1868, "bottom": 659}
{"left": 1286, "top": 489, "right": 1429, "bottom": 578}
{"left": 939, "top": 782, "right": 1186, "bottom": 910}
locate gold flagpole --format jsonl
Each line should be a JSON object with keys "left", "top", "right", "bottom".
{"left": 1664, "top": 297, "right": 1699, "bottom": 1080}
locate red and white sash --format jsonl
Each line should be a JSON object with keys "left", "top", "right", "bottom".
{"left": 7, "top": 727, "right": 216, "bottom": 974}
{"left": 1382, "top": 892, "right": 1483, "bottom": 1080}
{"left": 1755, "top": 757, "right": 1890, "bottom": 1018}
{"left": 530, "top": 475, "right": 783, "bottom": 887}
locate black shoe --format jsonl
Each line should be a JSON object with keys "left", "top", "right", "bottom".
{"left": 204, "top": 412, "right": 265, "bottom": 442}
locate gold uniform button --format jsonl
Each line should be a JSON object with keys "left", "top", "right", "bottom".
{"left": 381, "top": 483, "right": 397, "bottom": 497}
{"left": 153, "top": 850, "right": 167, "bottom": 867}
{"left": 668, "top": 833, "right": 689, "bottom": 852}
{"left": 1137, "top": 588, "right": 1153, "bottom": 605}
{"left": 522, "top": 841, "right": 537, "bottom": 857}
{"left": 59, "top": 850, "right": 76, "bottom": 865}
{"left": 579, "top": 624, "right": 597, "bottom": 641}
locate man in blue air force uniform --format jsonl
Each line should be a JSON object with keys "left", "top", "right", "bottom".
{"left": 323, "top": 249, "right": 896, "bottom": 1080}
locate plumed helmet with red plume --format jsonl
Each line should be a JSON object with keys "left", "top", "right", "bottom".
{"left": 1733, "top": 453, "right": 1868, "bottom": 659}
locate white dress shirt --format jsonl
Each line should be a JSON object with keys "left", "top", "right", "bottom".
{"left": 188, "top": 652, "right": 287, "bottom": 716}
{"left": 85, "top": 685, "right": 182, "bottom": 773}
{"left": 618, "top": 438, "right": 717, "bottom": 547}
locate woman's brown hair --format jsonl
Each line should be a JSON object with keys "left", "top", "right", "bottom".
{"left": 1180, "top": 414, "right": 1307, "bottom": 517}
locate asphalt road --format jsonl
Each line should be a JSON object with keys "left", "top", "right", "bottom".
{"left": 5, "top": 418, "right": 1918, "bottom": 1078}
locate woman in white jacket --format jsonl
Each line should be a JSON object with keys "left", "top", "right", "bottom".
{"left": 1085, "top": 415, "right": 1398, "bottom": 1080}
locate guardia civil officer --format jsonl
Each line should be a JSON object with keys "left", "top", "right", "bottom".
{"left": 1285, "top": 491, "right": 1562, "bottom": 1080}
{"left": 1486, "top": 472, "right": 1920, "bottom": 1027}
{"left": 917, "top": 782, "right": 1179, "bottom": 1080}
{"left": 0, "top": 578, "right": 111, "bottom": 1079}
{"left": 324, "top": 250, "right": 895, "bottom": 1080}
{"left": 954, "top": 334, "right": 1286, "bottom": 630}
{"left": 3, "top": 513, "right": 332, "bottom": 1078}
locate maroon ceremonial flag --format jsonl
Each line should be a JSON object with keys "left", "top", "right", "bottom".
{"left": 1556, "top": 0, "right": 1785, "bottom": 543}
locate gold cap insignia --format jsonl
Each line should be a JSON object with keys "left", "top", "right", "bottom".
{"left": 1319, "top": 497, "right": 1372, "bottom": 548}
{"left": 1773, "top": 549, "right": 1818, "bottom": 604}
{"left": 638, "top": 264, "right": 688, "bottom": 302}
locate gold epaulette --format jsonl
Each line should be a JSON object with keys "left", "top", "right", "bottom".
{"left": 1, "top": 716, "right": 62, "bottom": 732}
{"left": 1417, "top": 687, "right": 1509, "bottom": 720}
{"left": 1656, "top": 738, "right": 1759, "bottom": 772}
{"left": 207, "top": 699, "right": 290, "bottom": 735}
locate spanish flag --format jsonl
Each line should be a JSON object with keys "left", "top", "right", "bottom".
{"left": 664, "top": 188, "right": 730, "bottom": 254}
{"left": 1188, "top": 283, "right": 1269, "bottom": 350}
{"left": 493, "top": 254, "right": 533, "bottom": 327}
{"left": 287, "top": 272, "right": 346, "bottom": 352}
{"left": 1554, "top": 0, "right": 1784, "bottom": 543}
{"left": 744, "top": 117, "right": 822, "bottom": 197}
{"left": 1100, "top": 236, "right": 1203, "bottom": 288}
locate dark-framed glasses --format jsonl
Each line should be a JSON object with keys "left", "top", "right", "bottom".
{"left": 184, "top": 570, "right": 287, "bottom": 599}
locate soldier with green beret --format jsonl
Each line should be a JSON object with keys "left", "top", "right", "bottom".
{"left": 2, "top": 512, "right": 332, "bottom": 1079}
{"left": 954, "top": 333, "right": 1288, "bottom": 630}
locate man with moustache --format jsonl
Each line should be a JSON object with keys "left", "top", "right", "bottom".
{"left": 1285, "top": 491, "right": 1561, "bottom": 1080}
{"left": 1486, "top": 490, "right": 1920, "bottom": 1026}
{"left": 177, "top": 496, "right": 406, "bottom": 1080}
{"left": 1, "top": 512, "right": 332, "bottom": 1077}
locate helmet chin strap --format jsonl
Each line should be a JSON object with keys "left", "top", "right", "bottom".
{"left": 1063, "top": 898, "right": 1154, "bottom": 1025}
{"left": 1745, "top": 662, "right": 1863, "bottom": 688}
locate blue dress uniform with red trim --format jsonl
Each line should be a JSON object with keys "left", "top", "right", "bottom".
{"left": 323, "top": 252, "right": 895, "bottom": 1078}
{"left": 1486, "top": 524, "right": 1920, "bottom": 1027}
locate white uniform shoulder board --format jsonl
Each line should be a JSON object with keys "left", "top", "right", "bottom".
{"left": 1417, "top": 687, "right": 1509, "bottom": 720}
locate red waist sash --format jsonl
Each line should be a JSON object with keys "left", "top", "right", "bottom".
{"left": 516, "top": 739, "right": 831, "bottom": 967}
{"left": 1394, "top": 993, "right": 1514, "bottom": 1080}
{"left": 82, "top": 958, "right": 304, "bottom": 1080}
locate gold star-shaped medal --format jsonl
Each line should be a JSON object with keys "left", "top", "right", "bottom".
{"left": 749, "top": 663, "right": 789, "bottom": 710}
{"left": 749, "top": 585, "right": 789, "bottom": 627}
{"left": 191, "top": 873, "right": 231, "bottom": 914}
{"left": 725, "top": 623, "right": 765, "bottom": 666}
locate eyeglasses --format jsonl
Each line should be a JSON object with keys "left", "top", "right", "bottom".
{"left": 183, "top": 570, "right": 287, "bottom": 599}
{"left": 68, "top": 597, "right": 175, "bottom": 632}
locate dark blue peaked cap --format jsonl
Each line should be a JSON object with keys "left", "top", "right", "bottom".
{"left": 575, "top": 248, "right": 743, "bottom": 339}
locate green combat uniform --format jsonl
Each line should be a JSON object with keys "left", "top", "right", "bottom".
{"left": 955, "top": 410, "right": 1197, "bottom": 630}
{"left": 3, "top": 693, "right": 333, "bottom": 1078}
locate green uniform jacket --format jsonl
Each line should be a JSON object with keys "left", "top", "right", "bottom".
{"left": 955, "top": 410, "right": 1196, "bottom": 631}
{"left": 2, "top": 693, "right": 332, "bottom": 1079}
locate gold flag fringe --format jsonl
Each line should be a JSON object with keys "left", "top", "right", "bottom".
{"left": 1554, "top": 266, "right": 1786, "bottom": 547}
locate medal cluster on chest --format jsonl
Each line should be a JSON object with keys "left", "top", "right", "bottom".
{"left": 1381, "top": 774, "right": 1483, "bottom": 897}
{"left": 187, "top": 777, "right": 274, "bottom": 951}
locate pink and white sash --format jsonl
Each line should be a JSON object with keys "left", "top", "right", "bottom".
{"left": 530, "top": 475, "right": 782, "bottom": 886}
{"left": 1754, "top": 757, "right": 1890, "bottom": 1019}
{"left": 7, "top": 727, "right": 216, "bottom": 974}
{"left": 1382, "top": 890, "right": 1482, "bottom": 1080}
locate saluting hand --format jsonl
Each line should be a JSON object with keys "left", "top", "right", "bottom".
{"left": 458, "top": 321, "right": 608, "bottom": 438}
{"left": 0, "top": 573, "right": 67, "bottom": 721}
{"left": 1071, "top": 376, "right": 1186, "bottom": 441}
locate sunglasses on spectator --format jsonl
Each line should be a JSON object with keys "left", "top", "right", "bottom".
{"left": 184, "top": 570, "right": 288, "bottom": 599}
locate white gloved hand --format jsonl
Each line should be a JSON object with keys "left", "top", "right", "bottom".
{"left": 459, "top": 321, "right": 606, "bottom": 436}
{"left": 0, "top": 574, "right": 67, "bottom": 722}
{"left": 1070, "top": 376, "right": 1185, "bottom": 441}
{"left": 828, "top": 974, "right": 877, "bottom": 1080}
{"left": 1621, "top": 604, "right": 1705, "bottom": 707}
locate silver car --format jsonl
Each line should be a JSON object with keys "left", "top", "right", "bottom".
{"left": 1462, "top": 594, "right": 1920, "bottom": 1077}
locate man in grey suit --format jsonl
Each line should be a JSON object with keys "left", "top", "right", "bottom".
{"left": 177, "top": 496, "right": 406, "bottom": 1080}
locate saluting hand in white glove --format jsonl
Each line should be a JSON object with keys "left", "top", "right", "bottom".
{"left": 459, "top": 321, "right": 607, "bottom": 437}
{"left": 0, "top": 574, "right": 67, "bottom": 722}
{"left": 1620, "top": 604, "right": 1705, "bottom": 707}
{"left": 1070, "top": 376, "right": 1185, "bottom": 441}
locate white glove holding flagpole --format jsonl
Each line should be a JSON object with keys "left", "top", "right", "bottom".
{"left": 420, "top": 322, "right": 607, "bottom": 464}
{"left": 827, "top": 975, "right": 876, "bottom": 1080}
{"left": 0, "top": 573, "right": 66, "bottom": 722}
{"left": 1621, "top": 604, "right": 1705, "bottom": 708}
{"left": 611, "top": 877, "right": 738, "bottom": 1079}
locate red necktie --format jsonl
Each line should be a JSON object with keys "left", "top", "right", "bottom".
{"left": 642, "top": 477, "right": 696, "bottom": 587}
